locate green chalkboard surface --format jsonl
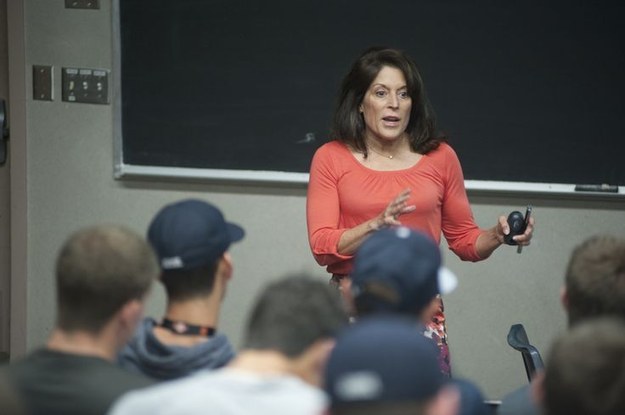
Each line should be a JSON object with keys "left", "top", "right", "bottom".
{"left": 115, "top": 0, "right": 625, "bottom": 189}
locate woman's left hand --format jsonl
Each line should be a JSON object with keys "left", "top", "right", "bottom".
{"left": 495, "top": 215, "right": 535, "bottom": 247}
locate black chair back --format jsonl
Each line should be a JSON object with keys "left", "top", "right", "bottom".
{"left": 507, "top": 323, "right": 545, "bottom": 382}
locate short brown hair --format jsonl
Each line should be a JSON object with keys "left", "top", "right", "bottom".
{"left": 56, "top": 225, "right": 159, "bottom": 333}
{"left": 544, "top": 317, "right": 625, "bottom": 415}
{"left": 564, "top": 235, "right": 625, "bottom": 326}
{"left": 243, "top": 274, "right": 348, "bottom": 357}
{"left": 160, "top": 263, "right": 218, "bottom": 302}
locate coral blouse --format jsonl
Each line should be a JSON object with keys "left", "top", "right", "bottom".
{"left": 307, "top": 140, "right": 484, "bottom": 275}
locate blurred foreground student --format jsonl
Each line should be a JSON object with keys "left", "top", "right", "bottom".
{"left": 324, "top": 316, "right": 460, "bottom": 415}
{"left": 499, "top": 234, "right": 625, "bottom": 415}
{"left": 1, "top": 225, "right": 158, "bottom": 415}
{"left": 348, "top": 226, "right": 458, "bottom": 373}
{"left": 342, "top": 227, "right": 492, "bottom": 415}
{"left": 110, "top": 275, "right": 348, "bottom": 415}
{"left": 542, "top": 317, "right": 625, "bottom": 415}
{"left": 119, "top": 199, "right": 244, "bottom": 380}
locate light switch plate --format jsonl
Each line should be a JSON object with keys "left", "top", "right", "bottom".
{"left": 62, "top": 67, "right": 109, "bottom": 105}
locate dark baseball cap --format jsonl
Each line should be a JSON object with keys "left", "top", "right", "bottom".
{"left": 325, "top": 316, "right": 446, "bottom": 407}
{"left": 351, "top": 227, "right": 458, "bottom": 315}
{"left": 147, "top": 199, "right": 244, "bottom": 270}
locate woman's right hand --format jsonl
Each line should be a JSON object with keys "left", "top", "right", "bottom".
{"left": 338, "top": 189, "right": 416, "bottom": 255}
{"left": 370, "top": 188, "right": 416, "bottom": 230}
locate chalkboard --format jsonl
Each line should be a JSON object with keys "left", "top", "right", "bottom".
{"left": 113, "top": 0, "right": 625, "bottom": 193}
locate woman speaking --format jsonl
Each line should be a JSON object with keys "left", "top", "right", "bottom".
{"left": 306, "top": 46, "right": 534, "bottom": 376}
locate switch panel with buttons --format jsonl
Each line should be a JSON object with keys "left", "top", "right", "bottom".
{"left": 61, "top": 67, "right": 109, "bottom": 104}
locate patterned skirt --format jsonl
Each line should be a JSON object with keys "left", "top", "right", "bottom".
{"left": 423, "top": 296, "right": 450, "bottom": 377}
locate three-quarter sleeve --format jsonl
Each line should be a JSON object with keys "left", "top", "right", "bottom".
{"left": 439, "top": 145, "right": 484, "bottom": 262}
{"left": 306, "top": 145, "right": 353, "bottom": 269}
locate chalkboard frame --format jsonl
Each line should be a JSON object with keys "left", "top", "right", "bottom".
{"left": 112, "top": 0, "right": 625, "bottom": 197}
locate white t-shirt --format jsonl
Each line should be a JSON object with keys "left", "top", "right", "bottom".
{"left": 109, "top": 367, "right": 328, "bottom": 415}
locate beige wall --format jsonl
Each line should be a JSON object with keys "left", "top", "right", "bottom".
{"left": 0, "top": 0, "right": 10, "bottom": 359}
{"left": 7, "top": 0, "right": 625, "bottom": 399}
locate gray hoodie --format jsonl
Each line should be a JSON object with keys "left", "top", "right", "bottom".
{"left": 118, "top": 318, "right": 235, "bottom": 381}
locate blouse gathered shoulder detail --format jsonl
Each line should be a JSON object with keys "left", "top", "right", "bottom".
{"left": 306, "top": 140, "right": 484, "bottom": 275}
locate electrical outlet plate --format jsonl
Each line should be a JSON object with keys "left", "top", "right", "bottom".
{"left": 62, "top": 67, "right": 109, "bottom": 105}
{"left": 33, "top": 65, "right": 53, "bottom": 101}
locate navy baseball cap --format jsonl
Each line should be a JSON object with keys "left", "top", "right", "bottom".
{"left": 451, "top": 378, "right": 491, "bottom": 415}
{"left": 147, "top": 199, "right": 244, "bottom": 271}
{"left": 325, "top": 316, "right": 446, "bottom": 407}
{"left": 351, "top": 227, "right": 458, "bottom": 315}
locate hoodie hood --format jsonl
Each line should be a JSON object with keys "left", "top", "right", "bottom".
{"left": 118, "top": 318, "right": 235, "bottom": 381}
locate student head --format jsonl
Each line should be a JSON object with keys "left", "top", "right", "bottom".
{"left": 331, "top": 46, "right": 444, "bottom": 156}
{"left": 451, "top": 378, "right": 493, "bottom": 415}
{"left": 147, "top": 199, "right": 245, "bottom": 302}
{"left": 324, "top": 316, "right": 459, "bottom": 415}
{"left": 542, "top": 317, "right": 625, "bottom": 415}
{"left": 243, "top": 274, "right": 349, "bottom": 385}
{"left": 561, "top": 235, "right": 625, "bottom": 327}
{"left": 55, "top": 225, "right": 158, "bottom": 337}
{"left": 350, "top": 226, "right": 457, "bottom": 324}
